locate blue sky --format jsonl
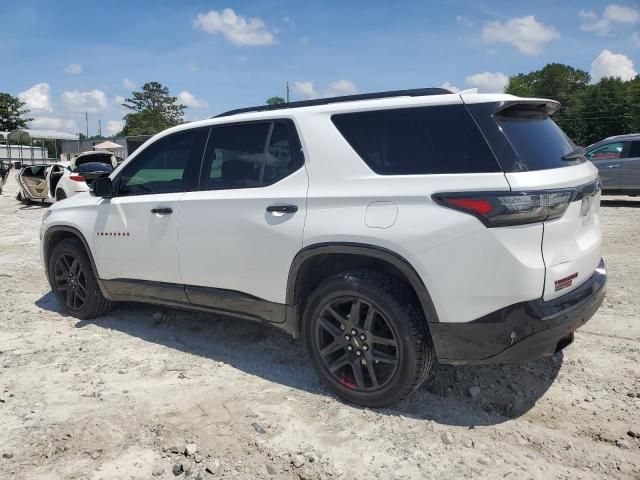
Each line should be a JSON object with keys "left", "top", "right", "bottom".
{"left": 3, "top": 0, "right": 639, "bottom": 136}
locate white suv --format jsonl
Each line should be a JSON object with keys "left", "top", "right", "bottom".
{"left": 40, "top": 88, "right": 607, "bottom": 407}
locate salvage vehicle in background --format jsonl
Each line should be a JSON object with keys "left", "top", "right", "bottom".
{"left": 586, "top": 134, "right": 640, "bottom": 195}
{"left": 41, "top": 88, "right": 607, "bottom": 407}
{"left": 16, "top": 151, "right": 116, "bottom": 203}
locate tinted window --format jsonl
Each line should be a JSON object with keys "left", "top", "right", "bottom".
{"left": 496, "top": 107, "right": 578, "bottom": 170}
{"left": 119, "top": 130, "right": 197, "bottom": 195}
{"left": 76, "top": 162, "right": 113, "bottom": 174}
{"left": 75, "top": 153, "right": 113, "bottom": 167}
{"left": 586, "top": 142, "right": 623, "bottom": 161}
{"left": 628, "top": 141, "right": 640, "bottom": 158}
{"left": 331, "top": 105, "right": 499, "bottom": 175}
{"left": 200, "top": 121, "right": 300, "bottom": 190}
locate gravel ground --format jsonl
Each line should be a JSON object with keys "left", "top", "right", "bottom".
{"left": 0, "top": 172, "right": 639, "bottom": 479}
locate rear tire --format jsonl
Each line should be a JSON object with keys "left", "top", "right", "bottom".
{"left": 56, "top": 189, "right": 67, "bottom": 201}
{"left": 48, "top": 238, "right": 111, "bottom": 319}
{"left": 303, "top": 269, "right": 434, "bottom": 408}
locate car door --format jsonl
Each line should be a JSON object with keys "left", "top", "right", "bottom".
{"left": 585, "top": 141, "right": 623, "bottom": 191}
{"left": 620, "top": 140, "right": 640, "bottom": 192}
{"left": 93, "top": 128, "right": 206, "bottom": 298}
{"left": 178, "top": 120, "right": 307, "bottom": 317}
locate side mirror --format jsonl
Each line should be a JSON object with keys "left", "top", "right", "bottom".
{"left": 91, "top": 177, "right": 113, "bottom": 198}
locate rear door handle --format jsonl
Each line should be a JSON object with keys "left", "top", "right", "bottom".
{"left": 607, "top": 165, "right": 620, "bottom": 168}
{"left": 151, "top": 207, "right": 173, "bottom": 215}
{"left": 266, "top": 204, "right": 298, "bottom": 214}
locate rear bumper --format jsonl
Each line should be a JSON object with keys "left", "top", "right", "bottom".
{"left": 430, "top": 259, "right": 607, "bottom": 364}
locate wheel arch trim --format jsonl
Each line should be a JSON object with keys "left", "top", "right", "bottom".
{"left": 286, "top": 242, "right": 440, "bottom": 324}
{"left": 43, "top": 225, "right": 99, "bottom": 279}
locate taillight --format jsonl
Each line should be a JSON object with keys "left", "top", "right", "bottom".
{"left": 434, "top": 190, "right": 573, "bottom": 227}
{"left": 69, "top": 175, "right": 84, "bottom": 182}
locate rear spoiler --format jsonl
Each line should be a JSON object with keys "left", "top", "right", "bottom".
{"left": 495, "top": 100, "right": 561, "bottom": 117}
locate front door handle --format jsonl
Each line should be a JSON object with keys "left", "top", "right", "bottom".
{"left": 266, "top": 204, "right": 298, "bottom": 214}
{"left": 607, "top": 165, "right": 620, "bottom": 168}
{"left": 151, "top": 207, "right": 173, "bottom": 215}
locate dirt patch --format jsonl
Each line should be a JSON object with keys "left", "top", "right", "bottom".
{"left": 1, "top": 174, "right": 639, "bottom": 479}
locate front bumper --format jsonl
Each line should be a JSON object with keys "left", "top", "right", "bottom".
{"left": 430, "top": 259, "right": 607, "bottom": 364}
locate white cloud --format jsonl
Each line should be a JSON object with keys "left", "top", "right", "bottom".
{"left": 63, "top": 63, "right": 82, "bottom": 75}
{"left": 106, "top": 120, "right": 124, "bottom": 136}
{"left": 18, "top": 83, "right": 52, "bottom": 112}
{"left": 579, "top": 4, "right": 640, "bottom": 36}
{"left": 122, "top": 78, "right": 136, "bottom": 89}
{"left": 465, "top": 72, "right": 509, "bottom": 92}
{"left": 293, "top": 80, "right": 358, "bottom": 100}
{"left": 61, "top": 89, "right": 108, "bottom": 113}
{"left": 193, "top": 8, "right": 276, "bottom": 46}
{"left": 456, "top": 15, "right": 474, "bottom": 27}
{"left": 590, "top": 49, "right": 637, "bottom": 82}
{"left": 633, "top": 32, "right": 640, "bottom": 49}
{"left": 177, "top": 90, "right": 209, "bottom": 108}
{"left": 28, "top": 116, "right": 77, "bottom": 132}
{"left": 440, "top": 82, "right": 460, "bottom": 93}
{"left": 292, "top": 81, "right": 319, "bottom": 99}
{"left": 480, "top": 16, "right": 559, "bottom": 55}
{"left": 324, "top": 80, "right": 358, "bottom": 97}
{"left": 114, "top": 95, "right": 126, "bottom": 104}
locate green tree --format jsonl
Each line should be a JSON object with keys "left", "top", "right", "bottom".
{"left": 266, "top": 96, "right": 286, "bottom": 105}
{"left": 506, "top": 63, "right": 591, "bottom": 143}
{"left": 0, "top": 92, "right": 32, "bottom": 131}
{"left": 120, "top": 82, "right": 185, "bottom": 136}
{"left": 578, "top": 77, "right": 633, "bottom": 145}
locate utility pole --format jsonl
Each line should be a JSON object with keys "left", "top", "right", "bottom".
{"left": 85, "top": 112, "right": 89, "bottom": 138}
{"left": 98, "top": 119, "right": 102, "bottom": 138}
{"left": 286, "top": 81, "right": 290, "bottom": 103}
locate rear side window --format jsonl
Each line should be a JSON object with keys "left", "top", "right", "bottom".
{"left": 76, "top": 162, "right": 113, "bottom": 174}
{"left": 331, "top": 105, "right": 500, "bottom": 175}
{"left": 200, "top": 121, "right": 301, "bottom": 190}
{"left": 496, "top": 106, "right": 578, "bottom": 170}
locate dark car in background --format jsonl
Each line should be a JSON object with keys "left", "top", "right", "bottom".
{"left": 586, "top": 134, "right": 640, "bottom": 195}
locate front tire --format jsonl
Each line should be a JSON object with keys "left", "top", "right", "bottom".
{"left": 303, "top": 269, "right": 434, "bottom": 408}
{"left": 48, "top": 238, "right": 111, "bottom": 319}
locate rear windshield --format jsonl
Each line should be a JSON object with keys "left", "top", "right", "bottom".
{"left": 75, "top": 153, "right": 112, "bottom": 167}
{"left": 76, "top": 162, "right": 113, "bottom": 173}
{"left": 331, "top": 105, "right": 500, "bottom": 175}
{"left": 496, "top": 106, "right": 579, "bottom": 170}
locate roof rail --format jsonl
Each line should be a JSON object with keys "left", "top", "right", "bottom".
{"left": 214, "top": 87, "right": 453, "bottom": 118}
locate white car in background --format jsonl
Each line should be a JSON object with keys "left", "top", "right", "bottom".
{"left": 16, "top": 151, "right": 116, "bottom": 203}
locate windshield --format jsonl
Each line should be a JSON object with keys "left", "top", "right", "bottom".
{"left": 496, "top": 107, "right": 580, "bottom": 170}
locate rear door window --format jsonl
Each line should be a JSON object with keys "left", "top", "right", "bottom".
{"left": 331, "top": 105, "right": 500, "bottom": 175}
{"left": 496, "top": 106, "right": 578, "bottom": 170}
{"left": 627, "top": 141, "right": 640, "bottom": 158}
{"left": 199, "top": 121, "right": 302, "bottom": 190}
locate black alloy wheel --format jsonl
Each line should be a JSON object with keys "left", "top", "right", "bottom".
{"left": 315, "top": 296, "right": 400, "bottom": 391}
{"left": 48, "top": 238, "right": 111, "bottom": 319}
{"left": 53, "top": 252, "right": 88, "bottom": 311}
{"left": 304, "top": 270, "right": 434, "bottom": 407}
